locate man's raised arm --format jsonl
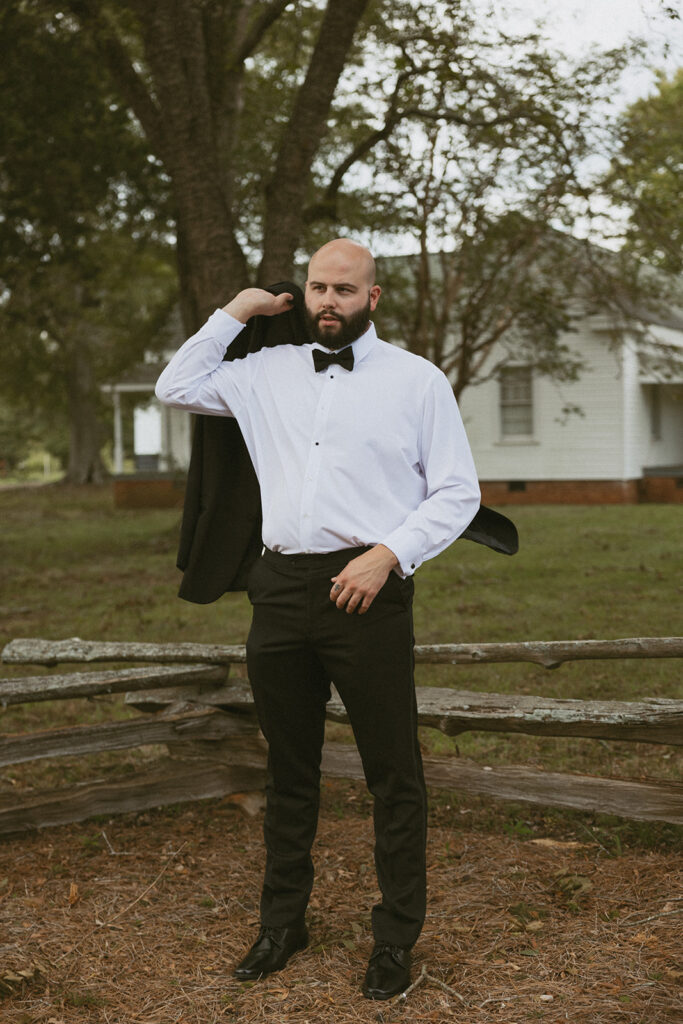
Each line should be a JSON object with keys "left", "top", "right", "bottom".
{"left": 154, "top": 289, "right": 293, "bottom": 416}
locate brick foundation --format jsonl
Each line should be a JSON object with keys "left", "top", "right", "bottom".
{"left": 481, "top": 479, "right": 643, "bottom": 505}
{"left": 113, "top": 475, "right": 186, "bottom": 510}
{"left": 637, "top": 476, "right": 683, "bottom": 503}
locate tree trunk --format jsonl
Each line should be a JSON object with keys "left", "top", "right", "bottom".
{"left": 63, "top": 343, "right": 107, "bottom": 484}
{"left": 258, "top": 0, "right": 372, "bottom": 283}
{"left": 137, "top": 1, "right": 250, "bottom": 331}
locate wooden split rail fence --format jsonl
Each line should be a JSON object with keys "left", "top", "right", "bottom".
{"left": 1, "top": 636, "right": 682, "bottom": 835}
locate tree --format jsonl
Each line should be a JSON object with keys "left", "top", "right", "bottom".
{"left": 0, "top": 402, "right": 37, "bottom": 475}
{"left": 376, "top": 221, "right": 588, "bottom": 402}
{"left": 348, "top": 36, "right": 647, "bottom": 396}
{"left": 605, "top": 68, "right": 683, "bottom": 274}
{"left": 0, "top": 3, "right": 175, "bottom": 482}
{"left": 1, "top": 237, "right": 176, "bottom": 482}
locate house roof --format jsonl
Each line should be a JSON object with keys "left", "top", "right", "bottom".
{"left": 101, "top": 361, "right": 166, "bottom": 392}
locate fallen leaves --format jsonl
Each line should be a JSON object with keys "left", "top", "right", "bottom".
{"left": 552, "top": 870, "right": 593, "bottom": 897}
{"left": 552, "top": 868, "right": 594, "bottom": 911}
{"left": 0, "top": 799, "right": 680, "bottom": 1023}
{"left": 0, "top": 962, "right": 46, "bottom": 997}
{"left": 221, "top": 791, "right": 267, "bottom": 817}
{"left": 507, "top": 901, "right": 547, "bottom": 931}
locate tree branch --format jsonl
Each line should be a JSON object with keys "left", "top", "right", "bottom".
{"left": 318, "top": 71, "right": 412, "bottom": 206}
{"left": 62, "top": 0, "right": 166, "bottom": 158}
{"left": 259, "top": 0, "right": 371, "bottom": 279}
{"left": 307, "top": 99, "right": 544, "bottom": 225}
{"left": 232, "top": 0, "right": 291, "bottom": 65}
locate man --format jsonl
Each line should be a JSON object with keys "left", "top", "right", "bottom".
{"left": 155, "top": 238, "right": 481, "bottom": 999}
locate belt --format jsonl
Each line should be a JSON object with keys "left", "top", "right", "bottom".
{"left": 262, "top": 545, "right": 372, "bottom": 574}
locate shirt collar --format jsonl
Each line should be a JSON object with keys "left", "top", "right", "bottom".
{"left": 350, "top": 321, "right": 378, "bottom": 365}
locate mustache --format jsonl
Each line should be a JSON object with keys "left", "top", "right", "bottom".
{"left": 317, "top": 311, "right": 343, "bottom": 322}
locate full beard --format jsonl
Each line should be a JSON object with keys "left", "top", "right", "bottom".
{"left": 305, "top": 297, "right": 372, "bottom": 350}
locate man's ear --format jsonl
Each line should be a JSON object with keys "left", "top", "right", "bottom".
{"left": 369, "top": 284, "right": 381, "bottom": 311}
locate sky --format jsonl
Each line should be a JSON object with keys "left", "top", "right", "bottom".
{"left": 489, "top": 0, "right": 683, "bottom": 107}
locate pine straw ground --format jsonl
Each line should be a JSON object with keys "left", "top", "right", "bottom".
{"left": 0, "top": 783, "right": 681, "bottom": 1024}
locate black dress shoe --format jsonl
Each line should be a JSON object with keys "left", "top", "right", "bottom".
{"left": 234, "top": 924, "right": 309, "bottom": 981}
{"left": 362, "top": 943, "right": 411, "bottom": 1000}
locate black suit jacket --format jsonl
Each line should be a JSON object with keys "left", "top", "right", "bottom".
{"left": 176, "top": 282, "right": 517, "bottom": 604}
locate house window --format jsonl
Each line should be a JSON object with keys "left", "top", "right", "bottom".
{"left": 500, "top": 366, "right": 533, "bottom": 437}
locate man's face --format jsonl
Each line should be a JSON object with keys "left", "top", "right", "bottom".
{"left": 305, "top": 293, "right": 373, "bottom": 350}
{"left": 305, "top": 249, "right": 381, "bottom": 350}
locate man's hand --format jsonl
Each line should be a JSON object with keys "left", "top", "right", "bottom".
{"left": 330, "top": 544, "right": 400, "bottom": 615}
{"left": 223, "top": 288, "right": 293, "bottom": 324}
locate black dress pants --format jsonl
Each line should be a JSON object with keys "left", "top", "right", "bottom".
{"left": 245, "top": 546, "right": 427, "bottom": 949}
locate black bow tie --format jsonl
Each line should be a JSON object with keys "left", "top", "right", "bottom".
{"left": 312, "top": 346, "right": 354, "bottom": 373}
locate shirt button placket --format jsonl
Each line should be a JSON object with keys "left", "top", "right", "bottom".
{"left": 299, "top": 373, "right": 332, "bottom": 550}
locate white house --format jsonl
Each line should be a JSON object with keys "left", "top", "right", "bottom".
{"left": 458, "top": 313, "right": 683, "bottom": 504}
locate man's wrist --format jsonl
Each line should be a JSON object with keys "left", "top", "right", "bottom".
{"left": 222, "top": 295, "right": 252, "bottom": 324}
{"left": 373, "top": 543, "right": 399, "bottom": 569}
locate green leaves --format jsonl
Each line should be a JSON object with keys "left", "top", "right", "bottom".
{"left": 607, "top": 69, "right": 683, "bottom": 273}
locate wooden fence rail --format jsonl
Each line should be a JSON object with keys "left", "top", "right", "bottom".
{"left": 4, "top": 635, "right": 683, "bottom": 670}
{"left": 1, "top": 636, "right": 682, "bottom": 835}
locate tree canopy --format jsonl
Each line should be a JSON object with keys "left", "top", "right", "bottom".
{"left": 0, "top": 2, "right": 175, "bottom": 481}
{"left": 606, "top": 68, "right": 683, "bottom": 274}
{"left": 1, "top": 0, "right": 677, "bottom": 479}
{"left": 48, "top": 1, "right": 644, "bottom": 322}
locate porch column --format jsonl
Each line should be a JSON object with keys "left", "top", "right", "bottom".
{"left": 112, "top": 390, "right": 124, "bottom": 474}
{"left": 159, "top": 403, "right": 171, "bottom": 471}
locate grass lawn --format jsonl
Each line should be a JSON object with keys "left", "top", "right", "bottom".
{"left": 0, "top": 483, "right": 681, "bottom": 793}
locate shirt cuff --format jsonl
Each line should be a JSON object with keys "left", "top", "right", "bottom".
{"left": 211, "top": 307, "right": 247, "bottom": 336}
{"left": 379, "top": 530, "right": 422, "bottom": 577}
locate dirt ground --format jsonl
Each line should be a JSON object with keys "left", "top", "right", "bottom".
{"left": 1, "top": 783, "right": 681, "bottom": 1024}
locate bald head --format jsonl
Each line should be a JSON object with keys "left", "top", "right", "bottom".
{"left": 305, "top": 238, "right": 381, "bottom": 349}
{"left": 308, "top": 238, "right": 376, "bottom": 288}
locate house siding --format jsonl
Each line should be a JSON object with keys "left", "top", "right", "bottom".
{"left": 460, "top": 326, "right": 631, "bottom": 481}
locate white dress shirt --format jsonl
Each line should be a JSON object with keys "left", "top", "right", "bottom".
{"left": 155, "top": 310, "right": 480, "bottom": 575}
